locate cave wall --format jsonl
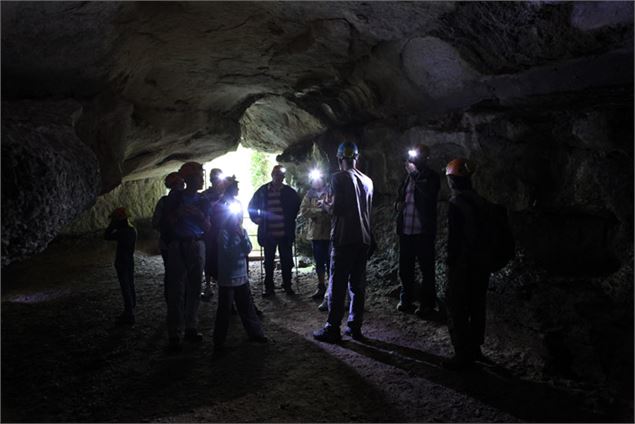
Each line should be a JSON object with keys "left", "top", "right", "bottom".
{"left": 60, "top": 177, "right": 165, "bottom": 236}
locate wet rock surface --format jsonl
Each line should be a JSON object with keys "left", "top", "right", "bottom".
{"left": 2, "top": 239, "right": 630, "bottom": 422}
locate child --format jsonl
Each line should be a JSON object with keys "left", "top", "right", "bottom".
{"left": 213, "top": 190, "right": 266, "bottom": 353}
{"left": 104, "top": 207, "right": 137, "bottom": 325}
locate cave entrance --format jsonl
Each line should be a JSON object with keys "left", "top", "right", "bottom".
{"left": 203, "top": 144, "right": 280, "bottom": 260}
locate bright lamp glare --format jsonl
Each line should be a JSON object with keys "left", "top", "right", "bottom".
{"left": 218, "top": 172, "right": 226, "bottom": 180}
{"left": 408, "top": 149, "right": 418, "bottom": 158}
{"left": 309, "top": 169, "right": 322, "bottom": 181}
{"left": 228, "top": 201, "right": 242, "bottom": 215}
{"left": 280, "top": 167, "right": 287, "bottom": 174}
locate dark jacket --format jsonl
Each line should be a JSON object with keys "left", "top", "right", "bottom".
{"left": 104, "top": 222, "right": 137, "bottom": 266}
{"left": 330, "top": 169, "right": 374, "bottom": 248}
{"left": 396, "top": 165, "right": 440, "bottom": 236}
{"left": 447, "top": 188, "right": 486, "bottom": 268}
{"left": 248, "top": 183, "right": 300, "bottom": 245}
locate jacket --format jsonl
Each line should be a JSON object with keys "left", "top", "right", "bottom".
{"left": 299, "top": 188, "right": 331, "bottom": 241}
{"left": 248, "top": 182, "right": 300, "bottom": 245}
{"left": 330, "top": 168, "right": 374, "bottom": 248}
{"left": 395, "top": 165, "right": 440, "bottom": 236}
{"left": 104, "top": 222, "right": 137, "bottom": 266}
{"left": 217, "top": 227, "right": 252, "bottom": 286}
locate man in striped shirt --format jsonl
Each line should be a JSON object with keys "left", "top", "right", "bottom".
{"left": 394, "top": 144, "right": 440, "bottom": 319}
{"left": 248, "top": 165, "right": 301, "bottom": 297}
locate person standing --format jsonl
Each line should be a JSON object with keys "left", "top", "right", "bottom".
{"left": 163, "top": 161, "right": 211, "bottom": 352}
{"left": 299, "top": 170, "right": 332, "bottom": 301}
{"left": 443, "top": 158, "right": 491, "bottom": 369}
{"left": 201, "top": 168, "right": 226, "bottom": 300}
{"left": 104, "top": 207, "right": 137, "bottom": 325}
{"left": 248, "top": 165, "right": 300, "bottom": 297}
{"left": 313, "top": 141, "right": 374, "bottom": 343}
{"left": 394, "top": 144, "right": 441, "bottom": 318}
{"left": 213, "top": 191, "right": 267, "bottom": 354}
{"left": 152, "top": 172, "right": 185, "bottom": 300}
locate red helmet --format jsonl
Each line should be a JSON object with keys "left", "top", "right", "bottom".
{"left": 110, "top": 207, "right": 128, "bottom": 221}
{"left": 178, "top": 161, "right": 203, "bottom": 179}
{"left": 164, "top": 172, "right": 184, "bottom": 189}
{"left": 445, "top": 158, "right": 473, "bottom": 177}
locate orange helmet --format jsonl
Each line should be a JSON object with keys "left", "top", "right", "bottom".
{"left": 110, "top": 207, "right": 129, "bottom": 221}
{"left": 445, "top": 158, "right": 473, "bottom": 177}
{"left": 164, "top": 172, "right": 184, "bottom": 189}
{"left": 178, "top": 161, "right": 203, "bottom": 179}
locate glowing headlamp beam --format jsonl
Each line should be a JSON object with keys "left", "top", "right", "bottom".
{"left": 408, "top": 149, "right": 418, "bottom": 159}
{"left": 309, "top": 169, "right": 322, "bottom": 181}
{"left": 228, "top": 201, "right": 242, "bottom": 215}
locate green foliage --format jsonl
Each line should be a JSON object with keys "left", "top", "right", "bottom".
{"left": 250, "top": 150, "right": 270, "bottom": 188}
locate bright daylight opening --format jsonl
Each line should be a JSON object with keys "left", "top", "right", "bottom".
{"left": 203, "top": 144, "right": 280, "bottom": 257}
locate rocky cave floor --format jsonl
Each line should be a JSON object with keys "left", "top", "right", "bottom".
{"left": 1, "top": 238, "right": 629, "bottom": 423}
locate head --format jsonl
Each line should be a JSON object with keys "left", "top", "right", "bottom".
{"left": 445, "top": 158, "right": 473, "bottom": 191}
{"left": 178, "top": 161, "right": 204, "bottom": 192}
{"left": 271, "top": 165, "right": 286, "bottom": 185}
{"left": 164, "top": 172, "right": 185, "bottom": 191}
{"left": 407, "top": 144, "right": 431, "bottom": 171}
{"left": 210, "top": 168, "right": 226, "bottom": 189}
{"left": 309, "top": 169, "right": 325, "bottom": 190}
{"left": 110, "top": 207, "right": 129, "bottom": 224}
{"left": 225, "top": 200, "right": 243, "bottom": 228}
{"left": 224, "top": 176, "right": 239, "bottom": 199}
{"left": 336, "top": 141, "right": 359, "bottom": 171}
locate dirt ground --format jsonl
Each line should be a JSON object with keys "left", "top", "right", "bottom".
{"left": 1, "top": 238, "right": 627, "bottom": 422}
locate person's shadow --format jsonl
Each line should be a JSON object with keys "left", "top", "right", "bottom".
{"left": 340, "top": 337, "right": 615, "bottom": 423}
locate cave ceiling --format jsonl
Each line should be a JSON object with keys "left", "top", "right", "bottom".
{"left": 2, "top": 1, "right": 632, "bottom": 187}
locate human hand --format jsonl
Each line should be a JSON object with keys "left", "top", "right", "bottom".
{"left": 405, "top": 162, "right": 417, "bottom": 174}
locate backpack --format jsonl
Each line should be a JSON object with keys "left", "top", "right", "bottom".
{"left": 454, "top": 193, "right": 515, "bottom": 272}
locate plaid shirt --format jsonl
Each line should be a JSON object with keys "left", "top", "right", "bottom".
{"left": 402, "top": 177, "right": 422, "bottom": 235}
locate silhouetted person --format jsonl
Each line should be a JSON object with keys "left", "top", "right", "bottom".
{"left": 163, "top": 161, "right": 212, "bottom": 352}
{"left": 248, "top": 165, "right": 300, "bottom": 297}
{"left": 443, "top": 158, "right": 490, "bottom": 370}
{"left": 152, "top": 172, "right": 185, "bottom": 300}
{"left": 299, "top": 170, "right": 332, "bottom": 302}
{"left": 201, "top": 168, "right": 227, "bottom": 300}
{"left": 313, "top": 141, "right": 374, "bottom": 343}
{"left": 394, "top": 144, "right": 440, "bottom": 318}
{"left": 104, "top": 207, "right": 137, "bottom": 325}
{"left": 213, "top": 187, "right": 267, "bottom": 353}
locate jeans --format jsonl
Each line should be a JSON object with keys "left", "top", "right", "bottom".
{"left": 165, "top": 239, "right": 205, "bottom": 338}
{"left": 398, "top": 233, "right": 437, "bottom": 309}
{"left": 263, "top": 236, "right": 294, "bottom": 291}
{"left": 312, "top": 240, "right": 331, "bottom": 275}
{"left": 326, "top": 244, "right": 369, "bottom": 331}
{"left": 213, "top": 283, "right": 264, "bottom": 347}
{"left": 115, "top": 259, "right": 135, "bottom": 316}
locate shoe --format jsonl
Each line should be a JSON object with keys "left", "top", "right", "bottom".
{"left": 344, "top": 326, "right": 364, "bottom": 341}
{"left": 415, "top": 306, "right": 436, "bottom": 320}
{"left": 471, "top": 347, "right": 493, "bottom": 364}
{"left": 312, "top": 327, "right": 341, "bottom": 344}
{"left": 231, "top": 304, "right": 238, "bottom": 315}
{"left": 318, "top": 299, "right": 328, "bottom": 312}
{"left": 442, "top": 355, "right": 473, "bottom": 371}
{"left": 167, "top": 337, "right": 182, "bottom": 353}
{"left": 284, "top": 287, "right": 296, "bottom": 296}
{"left": 184, "top": 329, "right": 203, "bottom": 343}
{"left": 396, "top": 302, "right": 416, "bottom": 314}
{"left": 249, "top": 335, "right": 268, "bottom": 344}
{"left": 116, "top": 314, "right": 135, "bottom": 326}
{"left": 254, "top": 305, "right": 263, "bottom": 317}
{"left": 262, "top": 290, "right": 276, "bottom": 298}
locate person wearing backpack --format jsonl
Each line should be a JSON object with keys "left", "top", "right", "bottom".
{"left": 443, "top": 158, "right": 493, "bottom": 370}
{"left": 394, "top": 144, "right": 441, "bottom": 319}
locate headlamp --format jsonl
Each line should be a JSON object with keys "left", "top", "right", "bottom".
{"left": 279, "top": 167, "right": 287, "bottom": 174}
{"left": 228, "top": 201, "right": 242, "bottom": 215}
{"left": 408, "top": 149, "right": 418, "bottom": 159}
{"left": 309, "top": 169, "right": 322, "bottom": 181}
{"left": 217, "top": 172, "right": 226, "bottom": 180}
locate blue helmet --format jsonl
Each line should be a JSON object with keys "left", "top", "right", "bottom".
{"left": 336, "top": 141, "right": 359, "bottom": 159}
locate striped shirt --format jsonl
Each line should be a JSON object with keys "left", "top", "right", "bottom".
{"left": 267, "top": 184, "right": 286, "bottom": 238}
{"left": 402, "top": 177, "right": 422, "bottom": 235}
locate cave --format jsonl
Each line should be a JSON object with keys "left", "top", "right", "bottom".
{"left": 1, "top": 2, "right": 633, "bottom": 422}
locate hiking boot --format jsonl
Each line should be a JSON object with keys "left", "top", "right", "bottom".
{"left": 415, "top": 306, "right": 436, "bottom": 320}
{"left": 471, "top": 347, "right": 493, "bottom": 364}
{"left": 284, "top": 287, "right": 296, "bottom": 296}
{"left": 116, "top": 313, "right": 135, "bottom": 326}
{"left": 312, "top": 326, "right": 341, "bottom": 344}
{"left": 254, "top": 305, "right": 264, "bottom": 317}
{"left": 344, "top": 326, "right": 365, "bottom": 341}
{"left": 396, "top": 302, "right": 416, "bottom": 314}
{"left": 262, "top": 290, "right": 276, "bottom": 298}
{"left": 167, "top": 337, "right": 182, "bottom": 353}
{"left": 442, "top": 355, "right": 474, "bottom": 371}
{"left": 318, "top": 298, "right": 328, "bottom": 312}
{"left": 311, "top": 284, "right": 326, "bottom": 300}
{"left": 184, "top": 329, "right": 203, "bottom": 343}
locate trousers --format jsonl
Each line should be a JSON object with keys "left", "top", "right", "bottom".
{"left": 263, "top": 236, "right": 294, "bottom": 291}
{"left": 213, "top": 283, "right": 264, "bottom": 346}
{"left": 398, "top": 233, "right": 436, "bottom": 308}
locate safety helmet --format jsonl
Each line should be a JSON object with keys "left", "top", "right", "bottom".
{"left": 272, "top": 165, "right": 286, "bottom": 175}
{"left": 445, "top": 158, "right": 473, "bottom": 177}
{"left": 210, "top": 168, "right": 224, "bottom": 182}
{"left": 164, "top": 172, "right": 184, "bottom": 189}
{"left": 336, "top": 141, "right": 359, "bottom": 159}
{"left": 110, "top": 207, "right": 129, "bottom": 221}
{"left": 178, "top": 161, "right": 203, "bottom": 179}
